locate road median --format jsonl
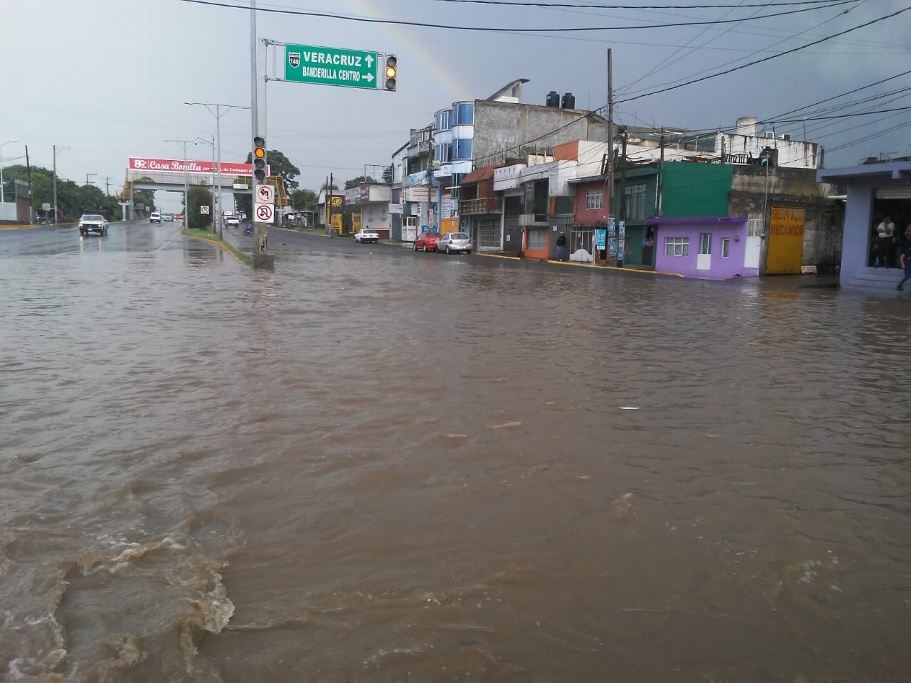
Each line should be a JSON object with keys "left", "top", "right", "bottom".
{"left": 182, "top": 229, "right": 252, "bottom": 266}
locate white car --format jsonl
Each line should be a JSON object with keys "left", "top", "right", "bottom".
{"left": 354, "top": 229, "right": 380, "bottom": 244}
{"left": 438, "top": 232, "right": 471, "bottom": 254}
{"left": 150, "top": 211, "right": 161, "bottom": 224}
{"left": 224, "top": 214, "right": 240, "bottom": 228}
{"left": 79, "top": 213, "right": 108, "bottom": 236}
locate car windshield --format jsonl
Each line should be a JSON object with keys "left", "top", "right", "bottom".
{"left": 82, "top": 215, "right": 103, "bottom": 221}
{"left": 451, "top": 233, "right": 469, "bottom": 240}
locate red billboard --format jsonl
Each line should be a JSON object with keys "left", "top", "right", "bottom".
{"left": 128, "top": 157, "right": 268, "bottom": 176}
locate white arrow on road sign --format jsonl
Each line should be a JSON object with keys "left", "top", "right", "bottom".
{"left": 255, "top": 202, "right": 274, "bottom": 223}
{"left": 256, "top": 184, "right": 275, "bottom": 204}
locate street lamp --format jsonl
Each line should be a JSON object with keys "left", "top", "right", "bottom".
{"left": 184, "top": 102, "right": 250, "bottom": 237}
{"left": 165, "top": 139, "right": 195, "bottom": 229}
{"left": 0, "top": 140, "right": 19, "bottom": 204}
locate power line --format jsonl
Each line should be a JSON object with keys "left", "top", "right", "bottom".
{"left": 428, "top": 0, "right": 854, "bottom": 7}
{"left": 181, "top": 0, "right": 856, "bottom": 32}
{"left": 764, "top": 107, "right": 911, "bottom": 123}
{"left": 616, "top": 5, "right": 910, "bottom": 103}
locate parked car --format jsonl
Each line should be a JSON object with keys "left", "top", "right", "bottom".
{"left": 354, "top": 228, "right": 380, "bottom": 244}
{"left": 150, "top": 211, "right": 161, "bottom": 224}
{"left": 79, "top": 213, "right": 108, "bottom": 236}
{"left": 412, "top": 231, "right": 442, "bottom": 252}
{"left": 438, "top": 232, "right": 472, "bottom": 254}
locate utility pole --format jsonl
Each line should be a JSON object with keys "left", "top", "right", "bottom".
{"left": 185, "top": 102, "right": 250, "bottom": 237}
{"left": 53, "top": 145, "right": 58, "bottom": 223}
{"left": 604, "top": 48, "right": 614, "bottom": 265}
{"left": 85, "top": 173, "right": 98, "bottom": 187}
{"left": 165, "top": 140, "right": 194, "bottom": 228}
{"left": 104, "top": 177, "right": 112, "bottom": 196}
{"left": 26, "top": 145, "right": 33, "bottom": 224}
{"left": 657, "top": 127, "right": 665, "bottom": 217}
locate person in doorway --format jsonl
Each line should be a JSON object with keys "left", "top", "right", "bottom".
{"left": 556, "top": 232, "right": 567, "bottom": 261}
{"left": 896, "top": 240, "right": 911, "bottom": 292}
{"left": 875, "top": 216, "right": 895, "bottom": 267}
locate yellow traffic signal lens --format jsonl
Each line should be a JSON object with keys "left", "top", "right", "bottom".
{"left": 385, "top": 66, "right": 397, "bottom": 79}
{"left": 254, "top": 147, "right": 266, "bottom": 159}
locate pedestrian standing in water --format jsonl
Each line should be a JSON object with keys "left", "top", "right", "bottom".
{"left": 875, "top": 216, "right": 895, "bottom": 267}
{"left": 556, "top": 232, "right": 567, "bottom": 261}
{"left": 896, "top": 238, "right": 911, "bottom": 292}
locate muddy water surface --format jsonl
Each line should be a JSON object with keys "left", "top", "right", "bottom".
{"left": 1, "top": 224, "right": 909, "bottom": 681}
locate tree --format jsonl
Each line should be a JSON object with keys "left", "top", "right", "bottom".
{"left": 321, "top": 182, "right": 339, "bottom": 191}
{"left": 187, "top": 184, "right": 214, "bottom": 230}
{"left": 242, "top": 149, "right": 300, "bottom": 190}
{"left": 290, "top": 188, "right": 318, "bottom": 212}
{"left": 344, "top": 175, "right": 375, "bottom": 189}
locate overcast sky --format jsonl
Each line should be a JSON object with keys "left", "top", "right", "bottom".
{"left": 1, "top": 0, "right": 908, "bottom": 210}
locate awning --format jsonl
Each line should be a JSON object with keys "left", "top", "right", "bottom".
{"left": 459, "top": 166, "right": 496, "bottom": 186}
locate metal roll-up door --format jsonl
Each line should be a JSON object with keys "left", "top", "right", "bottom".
{"left": 875, "top": 187, "right": 911, "bottom": 200}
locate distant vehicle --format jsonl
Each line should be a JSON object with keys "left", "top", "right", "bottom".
{"left": 413, "top": 231, "right": 442, "bottom": 252}
{"left": 225, "top": 214, "right": 240, "bottom": 228}
{"left": 79, "top": 213, "right": 108, "bottom": 237}
{"left": 354, "top": 228, "right": 380, "bottom": 244}
{"left": 174, "top": 213, "right": 184, "bottom": 222}
{"left": 162, "top": 213, "right": 174, "bottom": 222}
{"left": 150, "top": 212, "right": 161, "bottom": 224}
{"left": 438, "top": 232, "right": 472, "bottom": 255}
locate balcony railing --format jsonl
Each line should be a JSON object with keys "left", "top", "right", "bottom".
{"left": 459, "top": 197, "right": 502, "bottom": 215}
{"left": 518, "top": 213, "right": 549, "bottom": 227}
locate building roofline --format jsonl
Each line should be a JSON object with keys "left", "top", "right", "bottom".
{"left": 817, "top": 160, "right": 911, "bottom": 183}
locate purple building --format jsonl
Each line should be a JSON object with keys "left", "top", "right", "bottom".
{"left": 648, "top": 216, "right": 759, "bottom": 281}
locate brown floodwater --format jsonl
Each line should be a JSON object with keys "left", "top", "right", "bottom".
{"left": 1, "top": 223, "right": 909, "bottom": 682}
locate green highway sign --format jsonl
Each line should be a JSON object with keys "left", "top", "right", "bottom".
{"left": 285, "top": 44, "right": 378, "bottom": 89}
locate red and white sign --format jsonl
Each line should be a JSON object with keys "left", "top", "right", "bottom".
{"left": 256, "top": 184, "right": 275, "bottom": 204}
{"left": 128, "top": 157, "right": 270, "bottom": 177}
{"left": 254, "top": 203, "right": 274, "bottom": 222}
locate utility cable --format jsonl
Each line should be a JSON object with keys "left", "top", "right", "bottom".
{"left": 182, "top": 0, "right": 857, "bottom": 33}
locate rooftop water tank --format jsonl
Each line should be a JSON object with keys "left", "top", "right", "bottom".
{"left": 546, "top": 91, "right": 560, "bottom": 108}
{"left": 561, "top": 92, "right": 576, "bottom": 109}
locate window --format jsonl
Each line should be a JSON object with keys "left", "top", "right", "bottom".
{"left": 527, "top": 228, "right": 547, "bottom": 250}
{"left": 452, "top": 138, "right": 472, "bottom": 160}
{"left": 434, "top": 143, "right": 451, "bottom": 163}
{"left": 665, "top": 236, "right": 689, "bottom": 256}
{"left": 453, "top": 103, "right": 474, "bottom": 125}
{"left": 585, "top": 188, "right": 603, "bottom": 210}
{"left": 504, "top": 195, "right": 522, "bottom": 217}
{"left": 555, "top": 196, "right": 574, "bottom": 216}
{"left": 434, "top": 109, "right": 451, "bottom": 131}
{"left": 748, "top": 215, "right": 763, "bottom": 237}
{"left": 721, "top": 237, "right": 731, "bottom": 258}
{"left": 623, "top": 184, "right": 647, "bottom": 222}
{"left": 699, "top": 233, "right": 712, "bottom": 255}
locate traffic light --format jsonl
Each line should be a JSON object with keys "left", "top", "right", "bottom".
{"left": 253, "top": 136, "right": 266, "bottom": 182}
{"left": 384, "top": 55, "right": 397, "bottom": 91}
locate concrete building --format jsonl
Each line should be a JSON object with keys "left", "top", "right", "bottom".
{"left": 344, "top": 182, "right": 392, "bottom": 238}
{"left": 817, "top": 160, "right": 911, "bottom": 291}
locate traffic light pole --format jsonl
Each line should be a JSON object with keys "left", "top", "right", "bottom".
{"left": 250, "top": 0, "right": 273, "bottom": 269}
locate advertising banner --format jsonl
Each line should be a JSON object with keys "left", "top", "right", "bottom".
{"left": 128, "top": 157, "right": 268, "bottom": 177}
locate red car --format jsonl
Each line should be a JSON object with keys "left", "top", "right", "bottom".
{"left": 412, "top": 231, "right": 442, "bottom": 252}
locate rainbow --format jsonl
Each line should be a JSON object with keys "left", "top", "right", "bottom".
{"left": 340, "top": 0, "right": 474, "bottom": 103}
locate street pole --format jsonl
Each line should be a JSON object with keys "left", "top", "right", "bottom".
{"left": 165, "top": 140, "right": 194, "bottom": 229}
{"left": 0, "top": 140, "right": 19, "bottom": 204}
{"left": 53, "top": 145, "right": 57, "bottom": 223}
{"left": 250, "top": 0, "right": 272, "bottom": 267}
{"left": 184, "top": 103, "right": 249, "bottom": 237}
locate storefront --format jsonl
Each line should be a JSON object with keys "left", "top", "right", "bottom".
{"left": 816, "top": 161, "right": 911, "bottom": 290}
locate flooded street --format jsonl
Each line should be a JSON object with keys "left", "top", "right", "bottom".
{"left": 1, "top": 223, "right": 909, "bottom": 682}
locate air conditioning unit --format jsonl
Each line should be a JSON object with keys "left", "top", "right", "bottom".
{"left": 764, "top": 132, "right": 775, "bottom": 139}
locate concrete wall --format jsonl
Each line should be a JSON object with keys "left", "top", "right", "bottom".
{"left": 473, "top": 101, "right": 610, "bottom": 166}
{"left": 729, "top": 166, "right": 844, "bottom": 271}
